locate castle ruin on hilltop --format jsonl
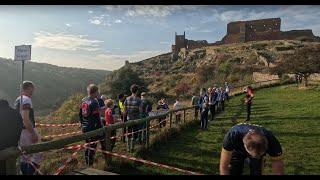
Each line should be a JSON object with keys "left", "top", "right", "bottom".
{"left": 171, "top": 17, "right": 318, "bottom": 55}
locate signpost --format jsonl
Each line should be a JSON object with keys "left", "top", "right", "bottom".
{"left": 14, "top": 45, "right": 31, "bottom": 114}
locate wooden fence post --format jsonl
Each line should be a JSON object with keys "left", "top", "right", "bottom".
{"left": 146, "top": 119, "right": 150, "bottom": 148}
{"left": 169, "top": 112, "right": 173, "bottom": 128}
{"left": 104, "top": 128, "right": 112, "bottom": 168}
{"left": 183, "top": 110, "right": 186, "bottom": 124}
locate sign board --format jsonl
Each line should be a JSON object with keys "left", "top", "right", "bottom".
{"left": 14, "top": 45, "right": 31, "bottom": 61}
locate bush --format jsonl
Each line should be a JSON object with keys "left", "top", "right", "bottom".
{"left": 174, "top": 83, "right": 190, "bottom": 97}
{"left": 275, "top": 46, "right": 294, "bottom": 51}
{"left": 251, "top": 43, "right": 267, "bottom": 50}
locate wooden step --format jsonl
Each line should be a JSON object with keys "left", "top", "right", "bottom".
{"left": 69, "top": 168, "right": 118, "bottom": 175}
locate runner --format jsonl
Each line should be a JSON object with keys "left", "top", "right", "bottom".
{"left": 219, "top": 123, "right": 284, "bottom": 175}
{"left": 79, "top": 84, "right": 107, "bottom": 167}
{"left": 199, "top": 88, "right": 209, "bottom": 130}
{"left": 244, "top": 86, "right": 254, "bottom": 121}
{"left": 14, "top": 81, "right": 42, "bottom": 175}
{"left": 124, "top": 84, "right": 142, "bottom": 153}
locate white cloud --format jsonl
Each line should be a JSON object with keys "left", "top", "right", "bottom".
{"left": 89, "top": 15, "right": 111, "bottom": 26}
{"left": 88, "top": 10, "right": 93, "bottom": 14}
{"left": 65, "top": 23, "right": 72, "bottom": 27}
{"left": 125, "top": 5, "right": 183, "bottom": 17}
{"left": 160, "top": 41, "right": 171, "bottom": 45}
{"left": 198, "top": 29, "right": 213, "bottom": 33}
{"left": 33, "top": 31, "right": 103, "bottom": 51}
{"left": 114, "top": 19, "right": 122, "bottom": 23}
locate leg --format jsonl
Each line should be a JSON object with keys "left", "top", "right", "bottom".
{"left": 249, "top": 157, "right": 263, "bottom": 175}
{"left": 222, "top": 101, "right": 225, "bottom": 111}
{"left": 246, "top": 103, "right": 251, "bottom": 121}
{"left": 20, "top": 162, "right": 37, "bottom": 175}
{"left": 200, "top": 111, "right": 205, "bottom": 129}
{"left": 229, "top": 152, "right": 245, "bottom": 175}
{"left": 85, "top": 138, "right": 98, "bottom": 166}
{"left": 204, "top": 109, "right": 209, "bottom": 129}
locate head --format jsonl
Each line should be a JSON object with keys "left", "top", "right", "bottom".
{"left": 176, "top": 97, "right": 180, "bottom": 102}
{"left": 105, "top": 99, "right": 114, "bottom": 109}
{"left": 118, "top": 93, "right": 125, "bottom": 101}
{"left": 243, "top": 129, "right": 268, "bottom": 159}
{"left": 130, "top": 84, "right": 139, "bottom": 94}
{"left": 100, "top": 95, "right": 108, "bottom": 101}
{"left": 161, "top": 98, "right": 166, "bottom": 104}
{"left": 22, "top": 81, "right": 35, "bottom": 97}
{"left": 87, "top": 84, "right": 99, "bottom": 98}
{"left": 207, "top": 88, "right": 212, "bottom": 94}
{"left": 141, "top": 92, "right": 147, "bottom": 99}
{"left": 0, "top": 99, "right": 9, "bottom": 109}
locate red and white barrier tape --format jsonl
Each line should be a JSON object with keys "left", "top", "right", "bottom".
{"left": 18, "top": 146, "right": 44, "bottom": 175}
{"left": 43, "top": 131, "right": 82, "bottom": 139}
{"left": 54, "top": 147, "right": 82, "bottom": 175}
{"left": 86, "top": 146, "right": 203, "bottom": 175}
{"left": 36, "top": 123, "right": 80, "bottom": 127}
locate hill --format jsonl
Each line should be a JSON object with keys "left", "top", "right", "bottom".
{"left": 0, "top": 58, "right": 110, "bottom": 115}
{"left": 114, "top": 40, "right": 320, "bottom": 97}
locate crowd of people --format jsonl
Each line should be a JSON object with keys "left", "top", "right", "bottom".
{"left": 0, "top": 80, "right": 285, "bottom": 175}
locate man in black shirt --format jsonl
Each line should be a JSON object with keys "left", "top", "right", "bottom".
{"left": 220, "top": 123, "right": 284, "bottom": 175}
{"left": 0, "top": 99, "right": 23, "bottom": 175}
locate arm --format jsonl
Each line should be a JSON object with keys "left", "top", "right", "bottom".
{"left": 219, "top": 148, "right": 233, "bottom": 175}
{"left": 21, "top": 109, "right": 38, "bottom": 143}
{"left": 271, "top": 159, "right": 284, "bottom": 175}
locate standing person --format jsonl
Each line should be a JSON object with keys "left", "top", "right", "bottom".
{"left": 157, "top": 98, "right": 169, "bottom": 128}
{"left": 225, "top": 82, "right": 230, "bottom": 101}
{"left": 200, "top": 88, "right": 209, "bottom": 130}
{"left": 219, "top": 123, "right": 284, "bottom": 175}
{"left": 118, "top": 93, "right": 127, "bottom": 143}
{"left": 97, "top": 93, "right": 106, "bottom": 126}
{"left": 244, "top": 86, "right": 254, "bottom": 121}
{"left": 140, "top": 92, "right": 152, "bottom": 144}
{"left": 190, "top": 92, "right": 200, "bottom": 120}
{"left": 14, "top": 81, "right": 42, "bottom": 175}
{"left": 216, "top": 87, "right": 222, "bottom": 112}
{"left": 208, "top": 87, "right": 217, "bottom": 121}
{"left": 124, "top": 84, "right": 142, "bottom": 153}
{"left": 0, "top": 99, "right": 23, "bottom": 175}
{"left": 104, "top": 99, "right": 116, "bottom": 151}
{"left": 220, "top": 88, "right": 226, "bottom": 112}
{"left": 79, "top": 84, "right": 107, "bottom": 167}
{"left": 173, "top": 98, "right": 183, "bottom": 124}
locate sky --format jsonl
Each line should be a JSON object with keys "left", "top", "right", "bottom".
{"left": 0, "top": 5, "right": 320, "bottom": 71}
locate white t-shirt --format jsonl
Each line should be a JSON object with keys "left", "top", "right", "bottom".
{"left": 174, "top": 101, "right": 183, "bottom": 115}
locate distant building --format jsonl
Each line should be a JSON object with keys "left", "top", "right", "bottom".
{"left": 171, "top": 31, "right": 209, "bottom": 55}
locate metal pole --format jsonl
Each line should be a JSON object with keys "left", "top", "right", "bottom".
{"left": 20, "top": 61, "right": 24, "bottom": 114}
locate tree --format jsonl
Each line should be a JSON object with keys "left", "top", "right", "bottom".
{"left": 271, "top": 46, "right": 320, "bottom": 87}
{"left": 103, "top": 66, "right": 146, "bottom": 98}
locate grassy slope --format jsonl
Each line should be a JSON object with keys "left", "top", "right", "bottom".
{"left": 128, "top": 84, "right": 320, "bottom": 175}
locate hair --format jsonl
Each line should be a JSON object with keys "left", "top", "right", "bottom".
{"left": 22, "top": 81, "right": 35, "bottom": 91}
{"left": 87, "top": 84, "right": 99, "bottom": 95}
{"left": 243, "top": 130, "right": 268, "bottom": 157}
{"left": 0, "top": 99, "right": 9, "bottom": 108}
{"left": 105, "top": 99, "right": 114, "bottom": 108}
{"left": 130, "top": 84, "right": 139, "bottom": 94}
{"left": 118, "top": 93, "right": 125, "bottom": 100}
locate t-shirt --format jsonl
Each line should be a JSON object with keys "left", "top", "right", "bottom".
{"left": 173, "top": 101, "right": 183, "bottom": 115}
{"left": 14, "top": 95, "right": 35, "bottom": 128}
{"left": 104, "top": 108, "right": 114, "bottom": 125}
{"left": 124, "top": 95, "right": 142, "bottom": 121}
{"left": 223, "top": 123, "right": 283, "bottom": 159}
{"left": 140, "top": 98, "right": 152, "bottom": 118}
{"left": 79, "top": 97, "right": 102, "bottom": 132}
{"left": 191, "top": 96, "right": 200, "bottom": 106}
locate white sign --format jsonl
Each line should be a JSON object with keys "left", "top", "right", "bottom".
{"left": 14, "top": 45, "right": 31, "bottom": 61}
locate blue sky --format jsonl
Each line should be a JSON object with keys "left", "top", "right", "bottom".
{"left": 0, "top": 5, "right": 320, "bottom": 71}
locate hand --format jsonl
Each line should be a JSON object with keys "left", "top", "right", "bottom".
{"left": 31, "top": 132, "right": 39, "bottom": 143}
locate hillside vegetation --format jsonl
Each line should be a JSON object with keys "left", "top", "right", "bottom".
{"left": 0, "top": 58, "right": 110, "bottom": 115}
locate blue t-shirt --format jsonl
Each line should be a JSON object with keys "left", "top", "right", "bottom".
{"left": 223, "top": 123, "right": 282, "bottom": 158}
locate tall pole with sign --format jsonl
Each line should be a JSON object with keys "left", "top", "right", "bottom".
{"left": 14, "top": 45, "right": 31, "bottom": 114}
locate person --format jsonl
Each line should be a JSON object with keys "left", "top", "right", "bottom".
{"left": 124, "top": 84, "right": 143, "bottom": 153}
{"left": 104, "top": 99, "right": 116, "bottom": 151}
{"left": 216, "top": 87, "right": 222, "bottom": 112}
{"left": 156, "top": 98, "right": 169, "bottom": 128}
{"left": 97, "top": 93, "right": 106, "bottom": 126}
{"left": 118, "top": 93, "right": 127, "bottom": 143}
{"left": 199, "top": 88, "right": 209, "bottom": 130}
{"left": 220, "top": 87, "right": 226, "bottom": 112}
{"left": 0, "top": 99, "right": 23, "bottom": 175}
{"left": 244, "top": 86, "right": 254, "bottom": 121}
{"left": 173, "top": 98, "right": 183, "bottom": 124}
{"left": 225, "top": 82, "right": 230, "bottom": 101}
{"left": 14, "top": 81, "right": 42, "bottom": 175}
{"left": 79, "top": 84, "right": 107, "bottom": 167}
{"left": 208, "top": 87, "right": 217, "bottom": 121}
{"left": 219, "top": 123, "right": 284, "bottom": 175}
{"left": 140, "top": 92, "right": 153, "bottom": 144}
{"left": 190, "top": 92, "right": 200, "bottom": 120}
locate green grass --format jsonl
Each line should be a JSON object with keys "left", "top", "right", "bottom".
{"left": 124, "top": 84, "right": 320, "bottom": 175}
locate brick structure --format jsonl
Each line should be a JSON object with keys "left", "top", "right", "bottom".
{"left": 172, "top": 31, "right": 209, "bottom": 55}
